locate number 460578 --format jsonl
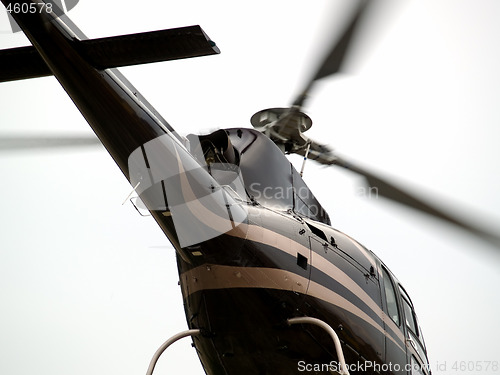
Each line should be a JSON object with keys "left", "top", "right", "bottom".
{"left": 6, "top": 3, "right": 53, "bottom": 14}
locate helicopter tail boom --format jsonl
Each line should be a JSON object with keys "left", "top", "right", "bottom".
{"left": 0, "top": 0, "right": 216, "bottom": 175}
{"left": 2, "top": 0, "right": 249, "bottom": 254}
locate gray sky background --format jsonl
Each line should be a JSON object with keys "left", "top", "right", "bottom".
{"left": 1, "top": 1, "right": 499, "bottom": 374}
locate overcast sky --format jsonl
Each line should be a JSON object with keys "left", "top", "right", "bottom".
{"left": 1, "top": 1, "right": 499, "bottom": 374}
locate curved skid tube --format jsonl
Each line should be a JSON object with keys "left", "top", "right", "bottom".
{"left": 287, "top": 317, "right": 349, "bottom": 375}
{"left": 146, "top": 329, "right": 201, "bottom": 375}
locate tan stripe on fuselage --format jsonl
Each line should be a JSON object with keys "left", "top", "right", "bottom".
{"left": 181, "top": 264, "right": 405, "bottom": 354}
{"left": 227, "top": 223, "right": 406, "bottom": 346}
{"left": 172, "top": 169, "right": 405, "bottom": 351}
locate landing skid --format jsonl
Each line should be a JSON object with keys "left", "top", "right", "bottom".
{"left": 288, "top": 317, "right": 350, "bottom": 375}
{"left": 146, "top": 329, "right": 201, "bottom": 375}
{"left": 146, "top": 317, "right": 349, "bottom": 375}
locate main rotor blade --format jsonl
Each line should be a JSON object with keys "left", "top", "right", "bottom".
{"left": 292, "top": 0, "right": 370, "bottom": 108}
{"left": 299, "top": 144, "right": 500, "bottom": 249}
{"left": 0, "top": 134, "right": 102, "bottom": 152}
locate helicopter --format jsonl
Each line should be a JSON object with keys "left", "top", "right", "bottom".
{"left": 0, "top": 0, "right": 500, "bottom": 375}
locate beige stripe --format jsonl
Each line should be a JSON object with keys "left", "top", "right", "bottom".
{"left": 173, "top": 147, "right": 248, "bottom": 241}
{"left": 306, "top": 272, "right": 405, "bottom": 353}
{"left": 382, "top": 311, "right": 406, "bottom": 344}
{"left": 226, "top": 223, "right": 406, "bottom": 346}
{"left": 171, "top": 168, "right": 404, "bottom": 350}
{"left": 181, "top": 264, "right": 405, "bottom": 353}
{"left": 175, "top": 147, "right": 233, "bottom": 229}
{"left": 310, "top": 251, "right": 405, "bottom": 345}
{"left": 340, "top": 232, "right": 377, "bottom": 272}
{"left": 182, "top": 264, "right": 309, "bottom": 297}
{"left": 246, "top": 223, "right": 310, "bottom": 258}
{"left": 307, "top": 220, "right": 377, "bottom": 271}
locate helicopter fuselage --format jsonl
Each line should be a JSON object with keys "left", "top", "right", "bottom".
{"left": 2, "top": 2, "right": 430, "bottom": 374}
{"left": 171, "top": 127, "right": 429, "bottom": 375}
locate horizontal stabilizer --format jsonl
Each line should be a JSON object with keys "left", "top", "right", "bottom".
{"left": 0, "top": 25, "right": 220, "bottom": 83}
